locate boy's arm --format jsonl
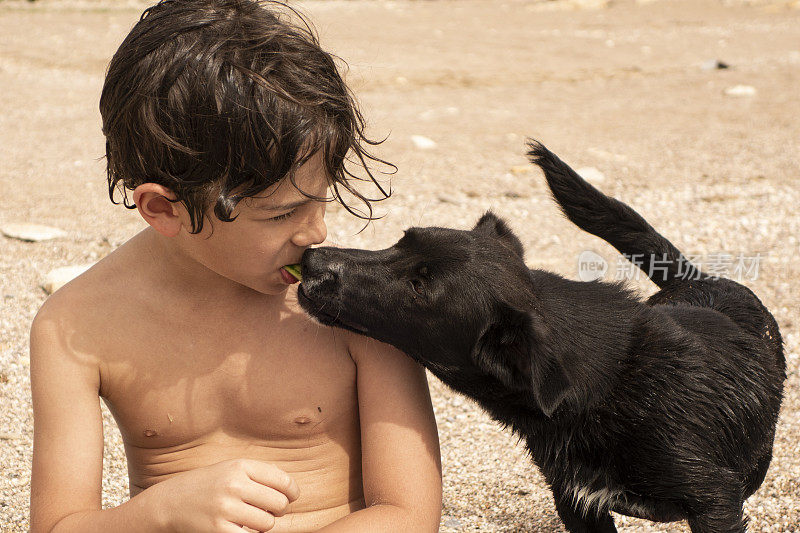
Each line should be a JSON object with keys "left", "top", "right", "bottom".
{"left": 318, "top": 335, "right": 442, "bottom": 533}
{"left": 29, "top": 296, "right": 164, "bottom": 532}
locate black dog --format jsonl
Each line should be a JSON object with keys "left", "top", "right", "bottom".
{"left": 297, "top": 142, "right": 786, "bottom": 533}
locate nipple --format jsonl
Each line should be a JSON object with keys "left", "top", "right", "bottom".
{"left": 143, "top": 429, "right": 159, "bottom": 438}
{"left": 294, "top": 416, "right": 312, "bottom": 426}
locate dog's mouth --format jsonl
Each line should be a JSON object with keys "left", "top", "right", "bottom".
{"left": 297, "top": 284, "right": 369, "bottom": 334}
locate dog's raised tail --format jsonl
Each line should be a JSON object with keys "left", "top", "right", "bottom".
{"left": 527, "top": 140, "right": 702, "bottom": 288}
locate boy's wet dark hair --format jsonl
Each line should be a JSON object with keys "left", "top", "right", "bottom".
{"left": 100, "top": 0, "right": 390, "bottom": 233}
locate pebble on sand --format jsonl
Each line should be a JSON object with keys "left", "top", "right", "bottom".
{"left": 701, "top": 59, "right": 730, "bottom": 70}
{"left": 510, "top": 165, "right": 532, "bottom": 175}
{"left": 570, "top": 0, "right": 611, "bottom": 8}
{"left": 41, "top": 264, "right": 95, "bottom": 295}
{"left": 587, "top": 147, "right": 628, "bottom": 162}
{"left": 724, "top": 84, "right": 757, "bottom": 96}
{"left": 411, "top": 135, "right": 438, "bottom": 150}
{"left": 576, "top": 166, "right": 606, "bottom": 183}
{"left": 443, "top": 517, "right": 464, "bottom": 529}
{"left": 2, "top": 223, "right": 67, "bottom": 242}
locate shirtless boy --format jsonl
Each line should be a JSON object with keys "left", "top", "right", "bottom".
{"left": 29, "top": 1, "right": 442, "bottom": 531}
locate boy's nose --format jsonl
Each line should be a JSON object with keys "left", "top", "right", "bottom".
{"left": 291, "top": 208, "right": 327, "bottom": 248}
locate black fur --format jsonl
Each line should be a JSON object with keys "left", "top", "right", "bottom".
{"left": 298, "top": 141, "right": 786, "bottom": 533}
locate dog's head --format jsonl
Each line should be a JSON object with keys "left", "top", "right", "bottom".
{"left": 298, "top": 212, "right": 570, "bottom": 416}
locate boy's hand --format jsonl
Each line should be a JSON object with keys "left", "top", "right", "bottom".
{"left": 154, "top": 458, "right": 299, "bottom": 532}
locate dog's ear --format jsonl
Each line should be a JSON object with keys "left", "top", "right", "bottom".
{"left": 529, "top": 346, "right": 571, "bottom": 417}
{"left": 472, "top": 212, "right": 524, "bottom": 257}
{"left": 472, "top": 304, "right": 571, "bottom": 417}
{"left": 472, "top": 304, "right": 532, "bottom": 389}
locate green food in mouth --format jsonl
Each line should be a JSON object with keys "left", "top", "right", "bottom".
{"left": 284, "top": 264, "right": 302, "bottom": 282}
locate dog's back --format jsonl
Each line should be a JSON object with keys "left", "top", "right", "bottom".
{"left": 521, "top": 143, "right": 786, "bottom": 533}
{"left": 528, "top": 141, "right": 785, "bottom": 375}
{"left": 528, "top": 143, "right": 786, "bottom": 506}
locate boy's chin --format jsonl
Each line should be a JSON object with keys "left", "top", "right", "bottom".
{"left": 245, "top": 276, "right": 294, "bottom": 297}
{"left": 204, "top": 268, "right": 293, "bottom": 297}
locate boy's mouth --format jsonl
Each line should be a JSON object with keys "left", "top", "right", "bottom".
{"left": 280, "top": 266, "right": 300, "bottom": 284}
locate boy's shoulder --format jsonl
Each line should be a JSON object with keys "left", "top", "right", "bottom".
{"left": 32, "top": 240, "right": 139, "bottom": 361}
{"left": 37, "top": 234, "right": 140, "bottom": 317}
{"left": 30, "top": 243, "right": 146, "bottom": 406}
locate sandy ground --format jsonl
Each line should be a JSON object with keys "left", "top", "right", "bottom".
{"left": 1, "top": 0, "right": 799, "bottom": 530}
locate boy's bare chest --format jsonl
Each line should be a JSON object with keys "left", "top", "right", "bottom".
{"left": 100, "top": 301, "right": 358, "bottom": 450}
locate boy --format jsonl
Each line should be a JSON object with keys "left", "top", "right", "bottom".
{"left": 29, "top": 0, "right": 442, "bottom": 531}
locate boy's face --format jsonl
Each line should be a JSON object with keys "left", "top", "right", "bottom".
{"left": 173, "top": 152, "right": 329, "bottom": 296}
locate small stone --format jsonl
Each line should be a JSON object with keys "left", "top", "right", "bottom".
{"left": 724, "top": 84, "right": 757, "bottom": 97}
{"left": 411, "top": 135, "right": 437, "bottom": 150}
{"left": 443, "top": 517, "right": 463, "bottom": 528}
{"left": 42, "top": 264, "right": 95, "bottom": 294}
{"left": 701, "top": 59, "right": 730, "bottom": 71}
{"left": 510, "top": 165, "right": 532, "bottom": 175}
{"left": 576, "top": 166, "right": 606, "bottom": 183}
{"left": 587, "top": 147, "right": 627, "bottom": 162}
{"left": 571, "top": 0, "right": 611, "bottom": 8}
{"left": 2, "top": 223, "right": 67, "bottom": 242}
{"left": 0, "top": 433, "right": 22, "bottom": 440}
{"left": 503, "top": 191, "right": 526, "bottom": 199}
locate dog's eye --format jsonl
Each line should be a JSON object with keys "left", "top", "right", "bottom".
{"left": 410, "top": 279, "right": 425, "bottom": 295}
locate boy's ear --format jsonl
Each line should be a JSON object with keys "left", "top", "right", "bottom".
{"left": 132, "top": 184, "right": 183, "bottom": 238}
{"left": 472, "top": 212, "right": 524, "bottom": 257}
{"left": 472, "top": 304, "right": 571, "bottom": 417}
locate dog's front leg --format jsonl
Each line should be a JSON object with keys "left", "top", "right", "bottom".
{"left": 551, "top": 491, "right": 617, "bottom": 533}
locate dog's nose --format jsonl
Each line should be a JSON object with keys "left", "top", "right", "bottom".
{"left": 301, "top": 248, "right": 345, "bottom": 294}
{"left": 302, "top": 268, "right": 339, "bottom": 294}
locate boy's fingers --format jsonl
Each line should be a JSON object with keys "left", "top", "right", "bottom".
{"left": 227, "top": 501, "right": 277, "bottom": 532}
{"left": 241, "top": 482, "right": 292, "bottom": 516}
{"left": 219, "top": 523, "right": 257, "bottom": 533}
{"left": 244, "top": 460, "right": 300, "bottom": 501}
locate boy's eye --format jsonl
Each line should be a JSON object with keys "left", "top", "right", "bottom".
{"left": 266, "top": 209, "right": 296, "bottom": 222}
